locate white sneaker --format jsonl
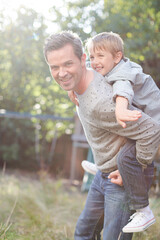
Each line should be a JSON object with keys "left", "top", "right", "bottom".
{"left": 122, "top": 211, "right": 156, "bottom": 233}
{"left": 81, "top": 160, "right": 98, "bottom": 175}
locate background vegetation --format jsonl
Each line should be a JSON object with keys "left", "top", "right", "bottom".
{"left": 0, "top": 1, "right": 160, "bottom": 239}
{"left": 0, "top": 0, "right": 160, "bottom": 171}
{"left": 0, "top": 171, "right": 160, "bottom": 240}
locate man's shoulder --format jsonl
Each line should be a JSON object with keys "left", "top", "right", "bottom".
{"left": 92, "top": 69, "right": 103, "bottom": 79}
{"left": 78, "top": 69, "right": 113, "bottom": 103}
{"left": 92, "top": 69, "right": 111, "bottom": 87}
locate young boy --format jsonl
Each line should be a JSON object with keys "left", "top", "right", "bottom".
{"left": 68, "top": 31, "right": 160, "bottom": 233}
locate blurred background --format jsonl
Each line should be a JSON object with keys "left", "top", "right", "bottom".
{"left": 0, "top": 0, "right": 160, "bottom": 180}
{"left": 0, "top": 1, "right": 160, "bottom": 239}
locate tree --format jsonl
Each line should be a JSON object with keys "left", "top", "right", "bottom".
{"left": 103, "top": 0, "right": 160, "bottom": 86}
{"left": 0, "top": 6, "right": 74, "bottom": 168}
{"left": 50, "top": 0, "right": 160, "bottom": 85}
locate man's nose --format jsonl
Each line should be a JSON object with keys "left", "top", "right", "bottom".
{"left": 59, "top": 67, "right": 67, "bottom": 78}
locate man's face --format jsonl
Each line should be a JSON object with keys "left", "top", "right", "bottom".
{"left": 47, "top": 44, "right": 86, "bottom": 92}
{"left": 89, "top": 47, "right": 120, "bottom": 76}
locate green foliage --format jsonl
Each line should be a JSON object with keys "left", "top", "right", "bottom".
{"left": 0, "top": 118, "right": 36, "bottom": 168}
{"left": 0, "top": 6, "right": 75, "bottom": 168}
{"left": 0, "top": 1, "right": 160, "bottom": 168}
{"left": 103, "top": 0, "right": 160, "bottom": 84}
{"left": 50, "top": 0, "right": 160, "bottom": 85}
{"left": 0, "top": 6, "right": 74, "bottom": 117}
{"left": 50, "top": 0, "right": 104, "bottom": 40}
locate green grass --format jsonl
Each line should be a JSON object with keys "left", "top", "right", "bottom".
{"left": 0, "top": 170, "right": 86, "bottom": 240}
{"left": 132, "top": 196, "right": 160, "bottom": 240}
{"left": 0, "top": 170, "right": 160, "bottom": 240}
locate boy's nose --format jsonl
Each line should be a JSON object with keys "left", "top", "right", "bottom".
{"left": 93, "top": 58, "right": 98, "bottom": 64}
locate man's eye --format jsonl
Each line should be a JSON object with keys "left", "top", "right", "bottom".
{"left": 66, "top": 62, "right": 72, "bottom": 66}
{"left": 51, "top": 66, "right": 58, "bottom": 70}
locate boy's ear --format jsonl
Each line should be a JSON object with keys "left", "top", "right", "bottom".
{"left": 115, "top": 51, "right": 123, "bottom": 64}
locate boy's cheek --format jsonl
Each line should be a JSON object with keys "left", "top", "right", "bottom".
{"left": 90, "top": 63, "right": 95, "bottom": 69}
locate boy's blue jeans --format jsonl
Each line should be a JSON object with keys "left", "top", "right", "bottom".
{"left": 117, "top": 140, "right": 154, "bottom": 210}
{"left": 75, "top": 141, "right": 154, "bottom": 240}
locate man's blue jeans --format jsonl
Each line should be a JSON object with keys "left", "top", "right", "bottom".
{"left": 117, "top": 140, "right": 154, "bottom": 210}
{"left": 75, "top": 140, "right": 154, "bottom": 240}
{"left": 74, "top": 170, "right": 133, "bottom": 240}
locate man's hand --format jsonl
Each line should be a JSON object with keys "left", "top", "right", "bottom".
{"left": 108, "top": 170, "right": 123, "bottom": 186}
{"left": 68, "top": 91, "right": 79, "bottom": 106}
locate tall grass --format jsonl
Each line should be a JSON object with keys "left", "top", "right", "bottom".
{"left": 133, "top": 197, "right": 160, "bottom": 240}
{"left": 0, "top": 170, "right": 160, "bottom": 240}
{"left": 0, "top": 170, "right": 86, "bottom": 240}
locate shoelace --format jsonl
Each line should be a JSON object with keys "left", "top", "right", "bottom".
{"left": 128, "top": 212, "right": 146, "bottom": 222}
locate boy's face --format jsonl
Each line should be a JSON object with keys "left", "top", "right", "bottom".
{"left": 89, "top": 47, "right": 122, "bottom": 76}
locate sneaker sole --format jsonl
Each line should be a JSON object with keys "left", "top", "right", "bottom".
{"left": 122, "top": 218, "right": 156, "bottom": 233}
{"left": 81, "top": 161, "right": 97, "bottom": 175}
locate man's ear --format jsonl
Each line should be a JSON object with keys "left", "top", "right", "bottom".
{"left": 115, "top": 51, "right": 123, "bottom": 64}
{"left": 81, "top": 53, "right": 87, "bottom": 67}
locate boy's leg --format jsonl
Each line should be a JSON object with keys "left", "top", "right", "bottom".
{"left": 117, "top": 140, "right": 155, "bottom": 232}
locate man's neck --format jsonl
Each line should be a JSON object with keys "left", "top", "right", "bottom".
{"left": 75, "top": 69, "right": 94, "bottom": 95}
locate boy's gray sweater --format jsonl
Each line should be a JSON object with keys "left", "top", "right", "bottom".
{"left": 106, "top": 58, "right": 160, "bottom": 123}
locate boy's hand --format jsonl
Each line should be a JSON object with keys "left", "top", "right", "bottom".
{"left": 108, "top": 170, "right": 123, "bottom": 186}
{"left": 116, "top": 108, "right": 142, "bottom": 128}
{"left": 68, "top": 91, "right": 79, "bottom": 106}
{"left": 115, "top": 96, "right": 142, "bottom": 128}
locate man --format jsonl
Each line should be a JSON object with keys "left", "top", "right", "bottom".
{"left": 44, "top": 31, "right": 160, "bottom": 240}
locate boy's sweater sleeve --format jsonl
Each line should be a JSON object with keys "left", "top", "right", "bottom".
{"left": 105, "top": 59, "right": 142, "bottom": 104}
{"left": 112, "top": 80, "right": 134, "bottom": 104}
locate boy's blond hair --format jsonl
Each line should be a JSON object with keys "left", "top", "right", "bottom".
{"left": 86, "top": 32, "right": 124, "bottom": 58}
